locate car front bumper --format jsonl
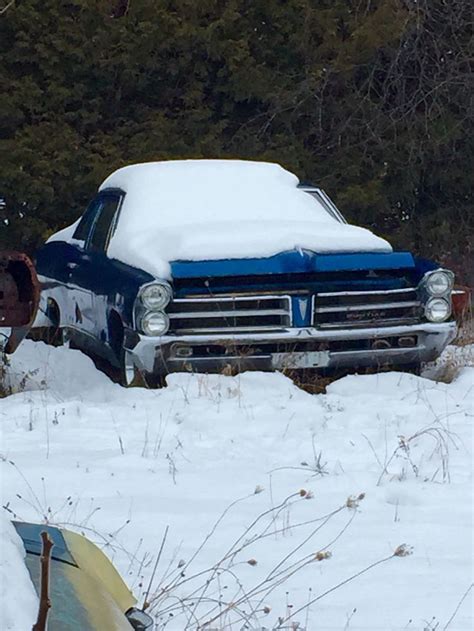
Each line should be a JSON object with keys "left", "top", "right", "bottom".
{"left": 124, "top": 321, "right": 457, "bottom": 376}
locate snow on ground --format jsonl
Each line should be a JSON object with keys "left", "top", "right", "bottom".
{"left": 424, "top": 342, "right": 474, "bottom": 381}
{"left": 0, "top": 514, "right": 38, "bottom": 630}
{"left": 1, "top": 341, "right": 473, "bottom": 630}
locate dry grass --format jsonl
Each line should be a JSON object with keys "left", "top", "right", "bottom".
{"left": 424, "top": 316, "right": 474, "bottom": 383}
{"left": 284, "top": 369, "right": 333, "bottom": 395}
{"left": 0, "top": 352, "right": 11, "bottom": 398}
{"left": 139, "top": 490, "right": 412, "bottom": 630}
{"left": 453, "top": 312, "right": 473, "bottom": 347}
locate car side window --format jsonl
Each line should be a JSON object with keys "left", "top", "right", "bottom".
{"left": 87, "top": 195, "right": 122, "bottom": 253}
{"left": 72, "top": 198, "right": 102, "bottom": 242}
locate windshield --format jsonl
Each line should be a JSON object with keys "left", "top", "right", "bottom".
{"left": 101, "top": 161, "right": 338, "bottom": 232}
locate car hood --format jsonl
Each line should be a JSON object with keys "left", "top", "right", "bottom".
{"left": 170, "top": 249, "right": 415, "bottom": 279}
{"left": 106, "top": 219, "right": 392, "bottom": 279}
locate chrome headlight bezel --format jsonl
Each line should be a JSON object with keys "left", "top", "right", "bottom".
{"left": 139, "top": 281, "right": 172, "bottom": 311}
{"left": 421, "top": 269, "right": 454, "bottom": 297}
{"left": 139, "top": 310, "right": 170, "bottom": 336}
{"left": 424, "top": 297, "right": 451, "bottom": 323}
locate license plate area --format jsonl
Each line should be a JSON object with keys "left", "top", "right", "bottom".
{"left": 272, "top": 351, "right": 330, "bottom": 370}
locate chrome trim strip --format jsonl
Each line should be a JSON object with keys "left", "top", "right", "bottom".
{"left": 168, "top": 325, "right": 290, "bottom": 334}
{"left": 315, "top": 300, "right": 420, "bottom": 313}
{"left": 169, "top": 346, "right": 424, "bottom": 361}
{"left": 140, "top": 321, "right": 457, "bottom": 345}
{"left": 316, "top": 288, "right": 417, "bottom": 297}
{"left": 172, "top": 295, "right": 291, "bottom": 303}
{"left": 326, "top": 346, "right": 423, "bottom": 358}
{"left": 168, "top": 309, "right": 290, "bottom": 319}
{"left": 299, "top": 187, "right": 348, "bottom": 224}
{"left": 317, "top": 317, "right": 419, "bottom": 329}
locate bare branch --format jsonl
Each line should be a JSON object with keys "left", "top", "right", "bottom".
{"left": 32, "top": 531, "right": 54, "bottom": 631}
{"left": 0, "top": 0, "right": 15, "bottom": 16}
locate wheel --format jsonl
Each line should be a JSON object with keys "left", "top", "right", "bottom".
{"left": 120, "top": 348, "right": 139, "bottom": 386}
{"left": 108, "top": 313, "right": 149, "bottom": 387}
{"left": 116, "top": 347, "right": 159, "bottom": 387}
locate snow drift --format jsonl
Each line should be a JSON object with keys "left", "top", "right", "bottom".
{"left": 0, "top": 516, "right": 38, "bottom": 631}
{"left": 1, "top": 341, "right": 472, "bottom": 630}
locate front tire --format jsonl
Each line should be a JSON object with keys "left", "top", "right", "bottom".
{"left": 120, "top": 348, "right": 139, "bottom": 387}
{"left": 108, "top": 314, "right": 149, "bottom": 387}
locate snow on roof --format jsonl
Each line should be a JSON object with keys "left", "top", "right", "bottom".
{"left": 100, "top": 160, "right": 391, "bottom": 278}
{"left": 50, "top": 160, "right": 391, "bottom": 278}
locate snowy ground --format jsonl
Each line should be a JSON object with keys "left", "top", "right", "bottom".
{"left": 1, "top": 341, "right": 473, "bottom": 630}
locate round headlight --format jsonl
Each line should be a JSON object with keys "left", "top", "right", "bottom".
{"left": 424, "top": 270, "right": 453, "bottom": 296}
{"left": 140, "top": 311, "right": 170, "bottom": 336}
{"left": 140, "top": 282, "right": 172, "bottom": 310}
{"left": 425, "top": 298, "right": 451, "bottom": 323}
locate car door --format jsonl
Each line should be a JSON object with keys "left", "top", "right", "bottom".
{"left": 63, "top": 197, "right": 103, "bottom": 336}
{"left": 68, "top": 192, "right": 123, "bottom": 342}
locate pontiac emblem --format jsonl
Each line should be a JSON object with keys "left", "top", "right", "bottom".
{"left": 347, "top": 310, "right": 385, "bottom": 320}
{"left": 297, "top": 297, "right": 309, "bottom": 320}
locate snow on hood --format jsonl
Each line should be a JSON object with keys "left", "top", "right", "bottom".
{"left": 111, "top": 219, "right": 393, "bottom": 281}
{"left": 56, "top": 160, "right": 392, "bottom": 279}
{"left": 102, "top": 160, "right": 392, "bottom": 278}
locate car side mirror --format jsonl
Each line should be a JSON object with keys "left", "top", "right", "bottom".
{"left": 125, "top": 607, "right": 154, "bottom": 630}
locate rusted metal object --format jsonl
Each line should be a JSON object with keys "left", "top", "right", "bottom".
{"left": 0, "top": 251, "right": 40, "bottom": 353}
{"left": 452, "top": 286, "right": 471, "bottom": 322}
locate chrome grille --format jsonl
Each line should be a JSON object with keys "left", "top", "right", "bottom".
{"left": 313, "top": 288, "right": 422, "bottom": 329}
{"left": 168, "top": 295, "right": 292, "bottom": 334}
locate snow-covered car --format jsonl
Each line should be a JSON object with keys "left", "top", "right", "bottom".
{"left": 12, "top": 520, "right": 153, "bottom": 630}
{"left": 0, "top": 252, "right": 39, "bottom": 354}
{"left": 35, "top": 160, "right": 457, "bottom": 385}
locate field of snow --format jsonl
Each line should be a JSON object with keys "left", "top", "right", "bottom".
{"left": 1, "top": 341, "right": 473, "bottom": 630}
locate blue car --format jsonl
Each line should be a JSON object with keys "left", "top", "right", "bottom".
{"left": 34, "top": 160, "right": 457, "bottom": 386}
